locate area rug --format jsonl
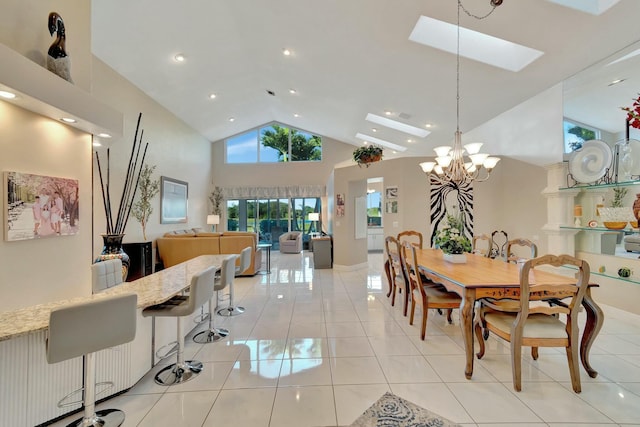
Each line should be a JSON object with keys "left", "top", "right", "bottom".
{"left": 348, "top": 392, "right": 461, "bottom": 427}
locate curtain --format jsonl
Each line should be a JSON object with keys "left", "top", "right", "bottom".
{"left": 220, "top": 185, "right": 325, "bottom": 199}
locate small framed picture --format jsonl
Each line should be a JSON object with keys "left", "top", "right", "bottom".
{"left": 385, "top": 186, "right": 398, "bottom": 199}
{"left": 386, "top": 200, "right": 398, "bottom": 214}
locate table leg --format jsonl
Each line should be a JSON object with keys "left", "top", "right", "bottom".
{"left": 384, "top": 260, "right": 392, "bottom": 298}
{"left": 581, "top": 291, "right": 604, "bottom": 378}
{"left": 460, "top": 288, "right": 476, "bottom": 379}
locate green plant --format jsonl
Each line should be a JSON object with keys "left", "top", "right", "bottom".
{"left": 353, "top": 145, "right": 383, "bottom": 167}
{"left": 131, "top": 164, "right": 160, "bottom": 241}
{"left": 434, "top": 212, "right": 472, "bottom": 255}
{"left": 611, "top": 187, "right": 628, "bottom": 208}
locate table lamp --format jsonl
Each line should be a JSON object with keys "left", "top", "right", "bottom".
{"left": 207, "top": 214, "right": 220, "bottom": 232}
{"left": 308, "top": 212, "right": 320, "bottom": 234}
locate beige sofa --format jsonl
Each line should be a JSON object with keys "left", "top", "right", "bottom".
{"left": 156, "top": 230, "right": 262, "bottom": 275}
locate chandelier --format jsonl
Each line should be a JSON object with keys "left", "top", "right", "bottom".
{"left": 420, "top": 0, "right": 502, "bottom": 184}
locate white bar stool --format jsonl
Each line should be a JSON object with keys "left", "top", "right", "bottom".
{"left": 46, "top": 293, "right": 137, "bottom": 427}
{"left": 194, "top": 255, "right": 236, "bottom": 343}
{"left": 142, "top": 266, "right": 215, "bottom": 385}
{"left": 217, "top": 247, "right": 250, "bottom": 316}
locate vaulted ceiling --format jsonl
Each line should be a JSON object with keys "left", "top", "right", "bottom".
{"left": 91, "top": 0, "right": 640, "bottom": 165}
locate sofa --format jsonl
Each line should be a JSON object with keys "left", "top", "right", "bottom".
{"left": 279, "top": 231, "right": 303, "bottom": 253}
{"left": 156, "top": 229, "right": 262, "bottom": 275}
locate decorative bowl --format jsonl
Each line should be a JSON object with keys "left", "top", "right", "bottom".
{"left": 603, "top": 221, "right": 627, "bottom": 230}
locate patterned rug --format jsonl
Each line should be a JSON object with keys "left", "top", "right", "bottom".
{"left": 348, "top": 392, "right": 461, "bottom": 427}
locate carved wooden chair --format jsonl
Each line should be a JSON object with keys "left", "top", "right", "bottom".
{"left": 474, "top": 254, "right": 590, "bottom": 393}
{"left": 397, "top": 230, "right": 423, "bottom": 249}
{"left": 401, "top": 242, "right": 461, "bottom": 340}
{"left": 505, "top": 238, "right": 538, "bottom": 263}
{"left": 384, "top": 236, "right": 408, "bottom": 314}
{"left": 471, "top": 234, "right": 492, "bottom": 257}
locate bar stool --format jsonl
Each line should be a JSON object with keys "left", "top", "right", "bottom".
{"left": 91, "top": 259, "right": 123, "bottom": 293}
{"left": 217, "top": 249, "right": 249, "bottom": 316}
{"left": 142, "top": 266, "right": 215, "bottom": 385}
{"left": 194, "top": 255, "right": 236, "bottom": 343}
{"left": 46, "top": 293, "right": 137, "bottom": 427}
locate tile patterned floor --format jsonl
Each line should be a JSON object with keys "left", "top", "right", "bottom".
{"left": 50, "top": 252, "right": 640, "bottom": 426}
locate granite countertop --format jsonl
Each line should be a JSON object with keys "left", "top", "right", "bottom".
{"left": 0, "top": 254, "right": 233, "bottom": 342}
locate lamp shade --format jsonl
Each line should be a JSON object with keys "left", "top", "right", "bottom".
{"left": 207, "top": 214, "right": 220, "bottom": 225}
{"left": 308, "top": 212, "right": 320, "bottom": 222}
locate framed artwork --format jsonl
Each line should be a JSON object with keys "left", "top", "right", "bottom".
{"left": 385, "top": 186, "right": 398, "bottom": 199}
{"left": 160, "top": 176, "right": 188, "bottom": 224}
{"left": 4, "top": 171, "right": 79, "bottom": 241}
{"left": 386, "top": 200, "right": 398, "bottom": 214}
{"left": 336, "top": 193, "right": 345, "bottom": 217}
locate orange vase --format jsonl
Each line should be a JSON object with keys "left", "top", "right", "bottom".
{"left": 634, "top": 194, "right": 640, "bottom": 223}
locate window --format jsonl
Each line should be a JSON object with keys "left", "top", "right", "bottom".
{"left": 564, "top": 119, "right": 599, "bottom": 153}
{"left": 226, "top": 123, "right": 322, "bottom": 163}
{"left": 367, "top": 190, "right": 382, "bottom": 226}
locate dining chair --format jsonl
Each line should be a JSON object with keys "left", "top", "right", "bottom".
{"left": 474, "top": 254, "right": 590, "bottom": 393}
{"left": 397, "top": 230, "right": 423, "bottom": 249}
{"left": 504, "top": 238, "right": 538, "bottom": 263}
{"left": 401, "top": 241, "right": 461, "bottom": 340}
{"left": 489, "top": 230, "right": 508, "bottom": 259}
{"left": 471, "top": 234, "right": 491, "bottom": 257}
{"left": 384, "top": 236, "right": 407, "bottom": 313}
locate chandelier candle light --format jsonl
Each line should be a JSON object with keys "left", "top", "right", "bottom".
{"left": 420, "top": 0, "right": 501, "bottom": 184}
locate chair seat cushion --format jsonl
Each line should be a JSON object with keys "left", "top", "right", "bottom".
{"left": 423, "top": 286, "right": 461, "bottom": 304}
{"left": 485, "top": 312, "right": 568, "bottom": 339}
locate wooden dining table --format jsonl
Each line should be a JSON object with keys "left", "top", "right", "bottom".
{"left": 413, "top": 249, "right": 604, "bottom": 380}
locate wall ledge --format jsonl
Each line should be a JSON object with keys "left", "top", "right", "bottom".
{"left": 0, "top": 43, "right": 123, "bottom": 138}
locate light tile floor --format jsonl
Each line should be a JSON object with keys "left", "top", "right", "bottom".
{"left": 50, "top": 252, "right": 640, "bottom": 426}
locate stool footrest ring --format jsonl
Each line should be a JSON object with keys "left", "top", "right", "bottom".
{"left": 56, "top": 381, "right": 115, "bottom": 408}
{"left": 155, "top": 341, "right": 178, "bottom": 360}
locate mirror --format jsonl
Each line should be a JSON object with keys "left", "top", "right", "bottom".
{"left": 563, "top": 40, "right": 640, "bottom": 260}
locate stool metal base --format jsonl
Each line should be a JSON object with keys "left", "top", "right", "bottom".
{"left": 193, "top": 328, "right": 229, "bottom": 343}
{"left": 66, "top": 408, "right": 124, "bottom": 427}
{"left": 154, "top": 360, "right": 203, "bottom": 385}
{"left": 217, "top": 305, "right": 245, "bottom": 316}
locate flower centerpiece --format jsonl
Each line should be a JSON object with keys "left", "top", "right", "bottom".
{"left": 435, "top": 212, "right": 471, "bottom": 263}
{"left": 622, "top": 93, "right": 640, "bottom": 130}
{"left": 353, "top": 145, "right": 383, "bottom": 168}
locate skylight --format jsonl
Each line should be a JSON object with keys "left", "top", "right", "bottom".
{"left": 355, "top": 133, "right": 407, "bottom": 152}
{"left": 607, "top": 48, "right": 640, "bottom": 67}
{"left": 409, "top": 16, "right": 544, "bottom": 72}
{"left": 546, "top": 0, "right": 620, "bottom": 15}
{"left": 365, "top": 113, "right": 430, "bottom": 137}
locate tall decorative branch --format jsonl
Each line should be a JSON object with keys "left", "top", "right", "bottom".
{"left": 95, "top": 112, "right": 149, "bottom": 235}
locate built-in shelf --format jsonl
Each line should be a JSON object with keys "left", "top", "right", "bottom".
{"left": 559, "top": 180, "right": 640, "bottom": 191}
{"left": 0, "top": 43, "right": 123, "bottom": 137}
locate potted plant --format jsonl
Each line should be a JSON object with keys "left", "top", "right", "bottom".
{"left": 434, "top": 212, "right": 472, "bottom": 263}
{"left": 131, "top": 164, "right": 160, "bottom": 241}
{"left": 600, "top": 186, "right": 633, "bottom": 229}
{"left": 353, "top": 145, "right": 383, "bottom": 168}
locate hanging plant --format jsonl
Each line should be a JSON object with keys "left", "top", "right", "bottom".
{"left": 353, "top": 145, "right": 383, "bottom": 168}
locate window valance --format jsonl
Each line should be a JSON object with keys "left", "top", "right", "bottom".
{"left": 220, "top": 185, "right": 325, "bottom": 199}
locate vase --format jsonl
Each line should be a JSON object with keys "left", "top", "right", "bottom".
{"left": 633, "top": 194, "right": 640, "bottom": 224}
{"left": 443, "top": 253, "right": 467, "bottom": 263}
{"left": 96, "top": 233, "right": 130, "bottom": 281}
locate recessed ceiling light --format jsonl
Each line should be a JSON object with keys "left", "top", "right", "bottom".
{"left": 407, "top": 139, "right": 413, "bottom": 143}
{"left": 409, "top": 16, "right": 544, "bottom": 72}
{"left": 608, "top": 78, "right": 626, "bottom": 86}
{"left": 355, "top": 133, "right": 408, "bottom": 152}
{"left": 60, "top": 117, "right": 76, "bottom": 123}
{"left": 209, "top": 93, "right": 217, "bottom": 99}
{"left": 283, "top": 48, "right": 292, "bottom": 56}
{"left": 366, "top": 113, "right": 430, "bottom": 137}
{"left": 174, "top": 53, "right": 186, "bottom": 62}
{"left": 228, "top": 117, "right": 235, "bottom": 122}
{"left": 392, "top": 150, "right": 397, "bottom": 154}
{"left": 384, "top": 111, "right": 392, "bottom": 116}
{"left": 372, "top": 128, "right": 378, "bottom": 132}
{"left": 293, "top": 113, "right": 300, "bottom": 118}
{"left": 97, "top": 133, "right": 111, "bottom": 138}
{"left": 0, "top": 90, "right": 16, "bottom": 99}
{"left": 266, "top": 89, "right": 276, "bottom": 96}
{"left": 92, "top": 141, "right": 102, "bottom": 147}
{"left": 425, "top": 123, "right": 432, "bottom": 128}
{"left": 289, "top": 89, "right": 297, "bottom": 94}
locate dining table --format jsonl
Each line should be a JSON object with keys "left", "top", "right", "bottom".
{"left": 413, "top": 249, "right": 604, "bottom": 380}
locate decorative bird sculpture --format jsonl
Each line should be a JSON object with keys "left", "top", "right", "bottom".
{"left": 46, "top": 12, "right": 73, "bottom": 83}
